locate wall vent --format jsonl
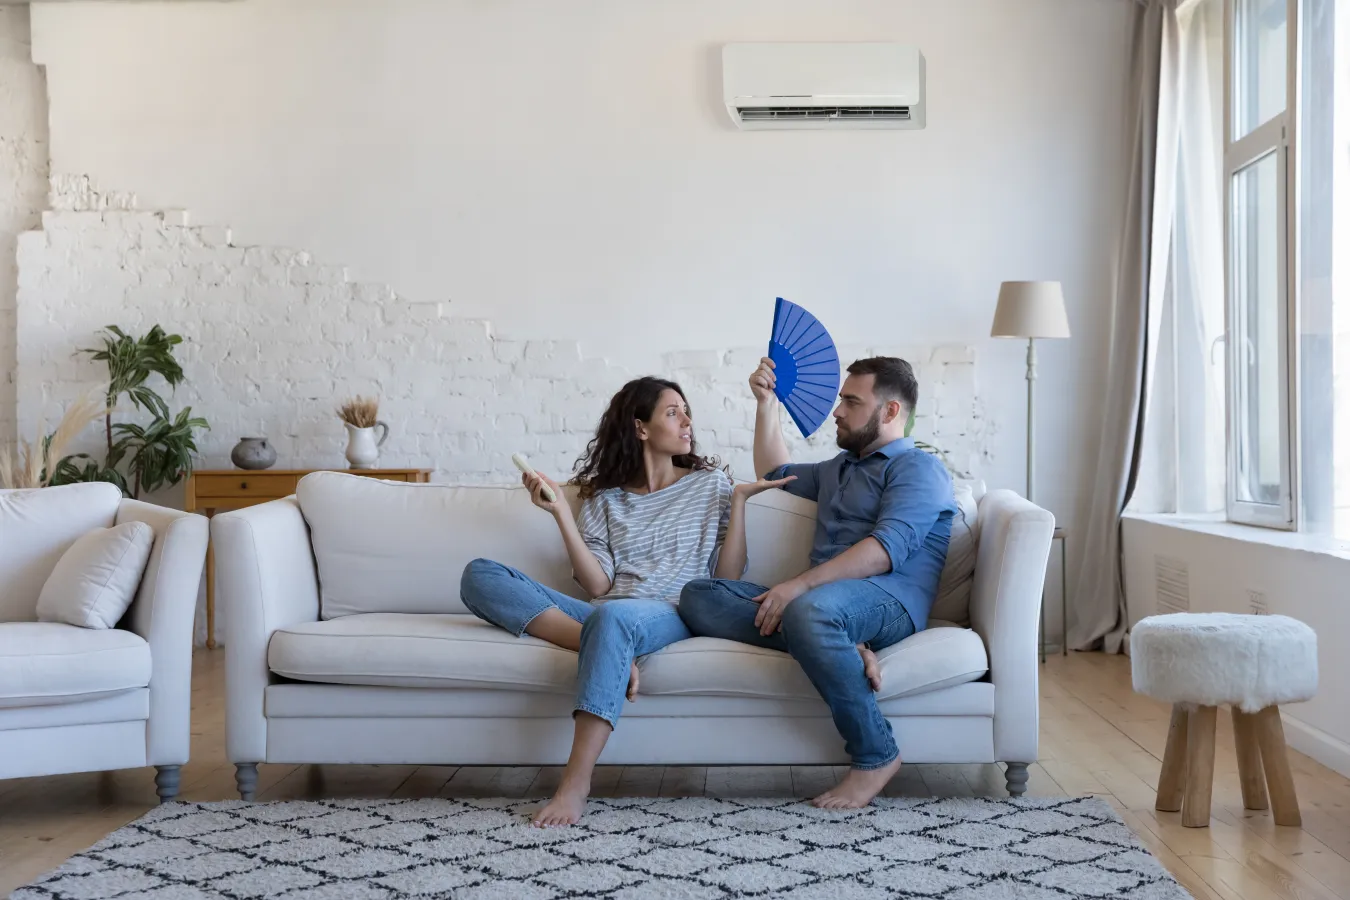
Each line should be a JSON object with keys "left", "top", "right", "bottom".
{"left": 1154, "top": 556, "right": 1190, "bottom": 614}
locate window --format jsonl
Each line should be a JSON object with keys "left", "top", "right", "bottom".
{"left": 1224, "top": 0, "right": 1295, "bottom": 528}
{"left": 1137, "top": 0, "right": 1346, "bottom": 537}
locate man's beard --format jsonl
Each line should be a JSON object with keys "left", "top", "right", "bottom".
{"left": 836, "top": 405, "right": 883, "bottom": 455}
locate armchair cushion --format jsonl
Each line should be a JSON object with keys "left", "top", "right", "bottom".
{"left": 0, "top": 483, "right": 123, "bottom": 622}
{"left": 37, "top": 521, "right": 155, "bottom": 629}
{"left": 0, "top": 621, "right": 150, "bottom": 708}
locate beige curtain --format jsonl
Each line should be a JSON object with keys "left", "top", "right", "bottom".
{"left": 1071, "top": 0, "right": 1181, "bottom": 652}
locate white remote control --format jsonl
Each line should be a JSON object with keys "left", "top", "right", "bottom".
{"left": 511, "top": 453, "right": 556, "bottom": 503}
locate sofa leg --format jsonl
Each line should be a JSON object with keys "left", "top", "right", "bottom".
{"left": 1005, "top": 763, "right": 1030, "bottom": 797}
{"left": 235, "top": 763, "right": 259, "bottom": 801}
{"left": 154, "top": 766, "right": 181, "bottom": 803}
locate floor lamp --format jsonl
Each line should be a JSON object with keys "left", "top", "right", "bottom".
{"left": 990, "top": 281, "right": 1071, "bottom": 505}
{"left": 992, "top": 281, "right": 1071, "bottom": 660}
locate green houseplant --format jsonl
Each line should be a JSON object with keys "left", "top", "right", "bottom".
{"left": 50, "top": 325, "right": 209, "bottom": 498}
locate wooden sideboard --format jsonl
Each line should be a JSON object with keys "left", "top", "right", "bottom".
{"left": 185, "top": 468, "right": 432, "bottom": 649}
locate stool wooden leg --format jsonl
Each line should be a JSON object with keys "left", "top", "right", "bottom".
{"left": 1182, "top": 705, "right": 1217, "bottom": 827}
{"left": 1253, "top": 705, "right": 1301, "bottom": 827}
{"left": 1231, "top": 709, "right": 1269, "bottom": 811}
{"left": 1156, "top": 704, "right": 1189, "bottom": 812}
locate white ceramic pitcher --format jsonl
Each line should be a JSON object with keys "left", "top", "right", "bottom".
{"left": 344, "top": 421, "right": 389, "bottom": 469}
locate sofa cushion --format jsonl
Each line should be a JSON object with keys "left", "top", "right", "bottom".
{"left": 269, "top": 613, "right": 582, "bottom": 692}
{"left": 267, "top": 613, "right": 988, "bottom": 702}
{"left": 740, "top": 488, "right": 817, "bottom": 587}
{"left": 295, "top": 471, "right": 835, "bottom": 621}
{"left": 930, "top": 482, "right": 980, "bottom": 627}
{"left": 0, "top": 622, "right": 151, "bottom": 708}
{"left": 37, "top": 521, "right": 155, "bottom": 629}
{"left": 639, "top": 627, "right": 988, "bottom": 702}
{"left": 0, "top": 483, "right": 123, "bottom": 622}
{"left": 296, "top": 473, "right": 586, "bottom": 619}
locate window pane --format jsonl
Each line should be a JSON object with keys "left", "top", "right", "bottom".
{"left": 1230, "top": 150, "right": 1282, "bottom": 505}
{"left": 1234, "top": 0, "right": 1287, "bottom": 138}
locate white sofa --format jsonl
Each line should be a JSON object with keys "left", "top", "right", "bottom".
{"left": 0, "top": 482, "right": 209, "bottom": 801}
{"left": 216, "top": 471, "right": 1054, "bottom": 800}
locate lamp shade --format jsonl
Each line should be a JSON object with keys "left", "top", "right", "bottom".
{"left": 990, "top": 281, "right": 1071, "bottom": 339}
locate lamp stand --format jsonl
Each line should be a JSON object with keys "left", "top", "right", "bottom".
{"left": 1026, "top": 337, "right": 1036, "bottom": 504}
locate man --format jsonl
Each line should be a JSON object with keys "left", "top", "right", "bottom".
{"left": 679, "top": 356, "right": 956, "bottom": 809}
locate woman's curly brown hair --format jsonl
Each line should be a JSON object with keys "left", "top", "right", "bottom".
{"left": 570, "top": 377, "right": 720, "bottom": 500}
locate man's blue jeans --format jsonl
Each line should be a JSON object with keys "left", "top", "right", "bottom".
{"left": 459, "top": 558, "right": 690, "bottom": 727}
{"left": 679, "top": 578, "right": 915, "bottom": 769}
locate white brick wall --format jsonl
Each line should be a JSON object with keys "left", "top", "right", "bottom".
{"left": 16, "top": 178, "right": 989, "bottom": 490}
{"left": 0, "top": 8, "right": 48, "bottom": 448}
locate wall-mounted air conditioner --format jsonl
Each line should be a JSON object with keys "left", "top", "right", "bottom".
{"left": 722, "top": 42, "right": 926, "bottom": 131}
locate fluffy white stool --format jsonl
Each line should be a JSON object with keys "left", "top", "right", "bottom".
{"left": 1131, "top": 612, "right": 1317, "bottom": 828}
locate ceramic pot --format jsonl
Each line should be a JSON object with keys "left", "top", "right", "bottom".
{"left": 231, "top": 437, "right": 277, "bottom": 470}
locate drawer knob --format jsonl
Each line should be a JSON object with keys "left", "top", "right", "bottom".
{"left": 240, "top": 481, "right": 248, "bottom": 489}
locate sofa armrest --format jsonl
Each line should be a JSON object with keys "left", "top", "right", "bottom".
{"left": 968, "top": 489, "right": 1055, "bottom": 765}
{"left": 116, "top": 499, "right": 209, "bottom": 767}
{"left": 213, "top": 497, "right": 320, "bottom": 763}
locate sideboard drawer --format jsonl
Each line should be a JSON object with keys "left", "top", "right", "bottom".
{"left": 193, "top": 473, "right": 299, "bottom": 499}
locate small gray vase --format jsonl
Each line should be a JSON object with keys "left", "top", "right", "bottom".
{"left": 231, "top": 437, "right": 277, "bottom": 470}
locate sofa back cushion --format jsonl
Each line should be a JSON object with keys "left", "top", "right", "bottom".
{"left": 928, "top": 481, "right": 981, "bottom": 627}
{"left": 295, "top": 471, "right": 823, "bottom": 618}
{"left": 0, "top": 483, "right": 123, "bottom": 622}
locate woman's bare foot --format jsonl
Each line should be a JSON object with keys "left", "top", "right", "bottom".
{"left": 627, "top": 661, "right": 640, "bottom": 702}
{"left": 532, "top": 775, "right": 590, "bottom": 827}
{"left": 811, "top": 756, "right": 903, "bottom": 809}
{"left": 857, "top": 643, "right": 882, "bottom": 692}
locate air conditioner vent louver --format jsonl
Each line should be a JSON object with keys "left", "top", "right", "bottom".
{"left": 736, "top": 105, "right": 912, "bottom": 121}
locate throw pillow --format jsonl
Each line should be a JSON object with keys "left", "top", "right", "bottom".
{"left": 36, "top": 521, "right": 154, "bottom": 629}
{"left": 930, "top": 482, "right": 979, "bottom": 627}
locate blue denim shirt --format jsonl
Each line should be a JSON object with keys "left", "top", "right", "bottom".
{"left": 766, "top": 437, "right": 956, "bottom": 630}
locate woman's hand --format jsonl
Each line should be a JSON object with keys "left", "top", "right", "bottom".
{"left": 733, "top": 474, "right": 796, "bottom": 501}
{"left": 522, "top": 471, "right": 567, "bottom": 516}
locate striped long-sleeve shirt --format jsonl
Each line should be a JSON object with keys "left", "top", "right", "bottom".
{"left": 575, "top": 468, "right": 736, "bottom": 604}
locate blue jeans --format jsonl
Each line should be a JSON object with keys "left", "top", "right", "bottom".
{"left": 459, "top": 558, "right": 690, "bottom": 727}
{"left": 679, "top": 578, "right": 915, "bottom": 769}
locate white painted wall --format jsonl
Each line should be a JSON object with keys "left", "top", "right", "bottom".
{"left": 19, "top": 0, "right": 1136, "bottom": 650}
{"left": 27, "top": 0, "right": 1134, "bottom": 487}
{"left": 0, "top": 6, "right": 47, "bottom": 448}
{"left": 1122, "top": 516, "right": 1350, "bottom": 777}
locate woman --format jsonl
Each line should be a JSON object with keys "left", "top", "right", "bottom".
{"left": 460, "top": 376, "right": 790, "bottom": 827}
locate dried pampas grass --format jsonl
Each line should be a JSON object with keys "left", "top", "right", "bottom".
{"left": 0, "top": 393, "right": 109, "bottom": 490}
{"left": 337, "top": 395, "right": 380, "bottom": 429}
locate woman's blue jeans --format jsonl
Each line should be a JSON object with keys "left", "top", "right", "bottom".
{"left": 459, "top": 558, "right": 690, "bottom": 727}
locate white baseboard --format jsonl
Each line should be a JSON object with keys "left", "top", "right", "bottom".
{"left": 1281, "top": 713, "right": 1350, "bottom": 779}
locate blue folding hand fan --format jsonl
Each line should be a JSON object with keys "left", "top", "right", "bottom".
{"left": 768, "top": 297, "right": 840, "bottom": 439}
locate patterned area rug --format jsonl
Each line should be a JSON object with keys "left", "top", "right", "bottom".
{"left": 13, "top": 796, "right": 1190, "bottom": 899}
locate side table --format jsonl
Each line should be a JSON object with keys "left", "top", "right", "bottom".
{"left": 1040, "top": 527, "right": 1068, "bottom": 662}
{"left": 185, "top": 468, "right": 432, "bottom": 649}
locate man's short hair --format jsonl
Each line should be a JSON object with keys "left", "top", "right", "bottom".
{"left": 846, "top": 357, "right": 918, "bottom": 412}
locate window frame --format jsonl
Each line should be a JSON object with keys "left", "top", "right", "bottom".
{"left": 1222, "top": 0, "right": 1301, "bottom": 529}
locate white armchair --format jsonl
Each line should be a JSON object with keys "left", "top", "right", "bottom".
{"left": 0, "top": 482, "right": 208, "bottom": 801}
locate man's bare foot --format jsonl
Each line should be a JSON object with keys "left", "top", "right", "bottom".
{"left": 627, "top": 661, "right": 640, "bottom": 702}
{"left": 857, "top": 643, "right": 882, "bottom": 692}
{"left": 532, "top": 777, "right": 590, "bottom": 827}
{"left": 811, "top": 756, "right": 903, "bottom": 809}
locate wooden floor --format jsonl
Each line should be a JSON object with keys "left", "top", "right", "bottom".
{"left": 2, "top": 651, "right": 1349, "bottom": 898}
